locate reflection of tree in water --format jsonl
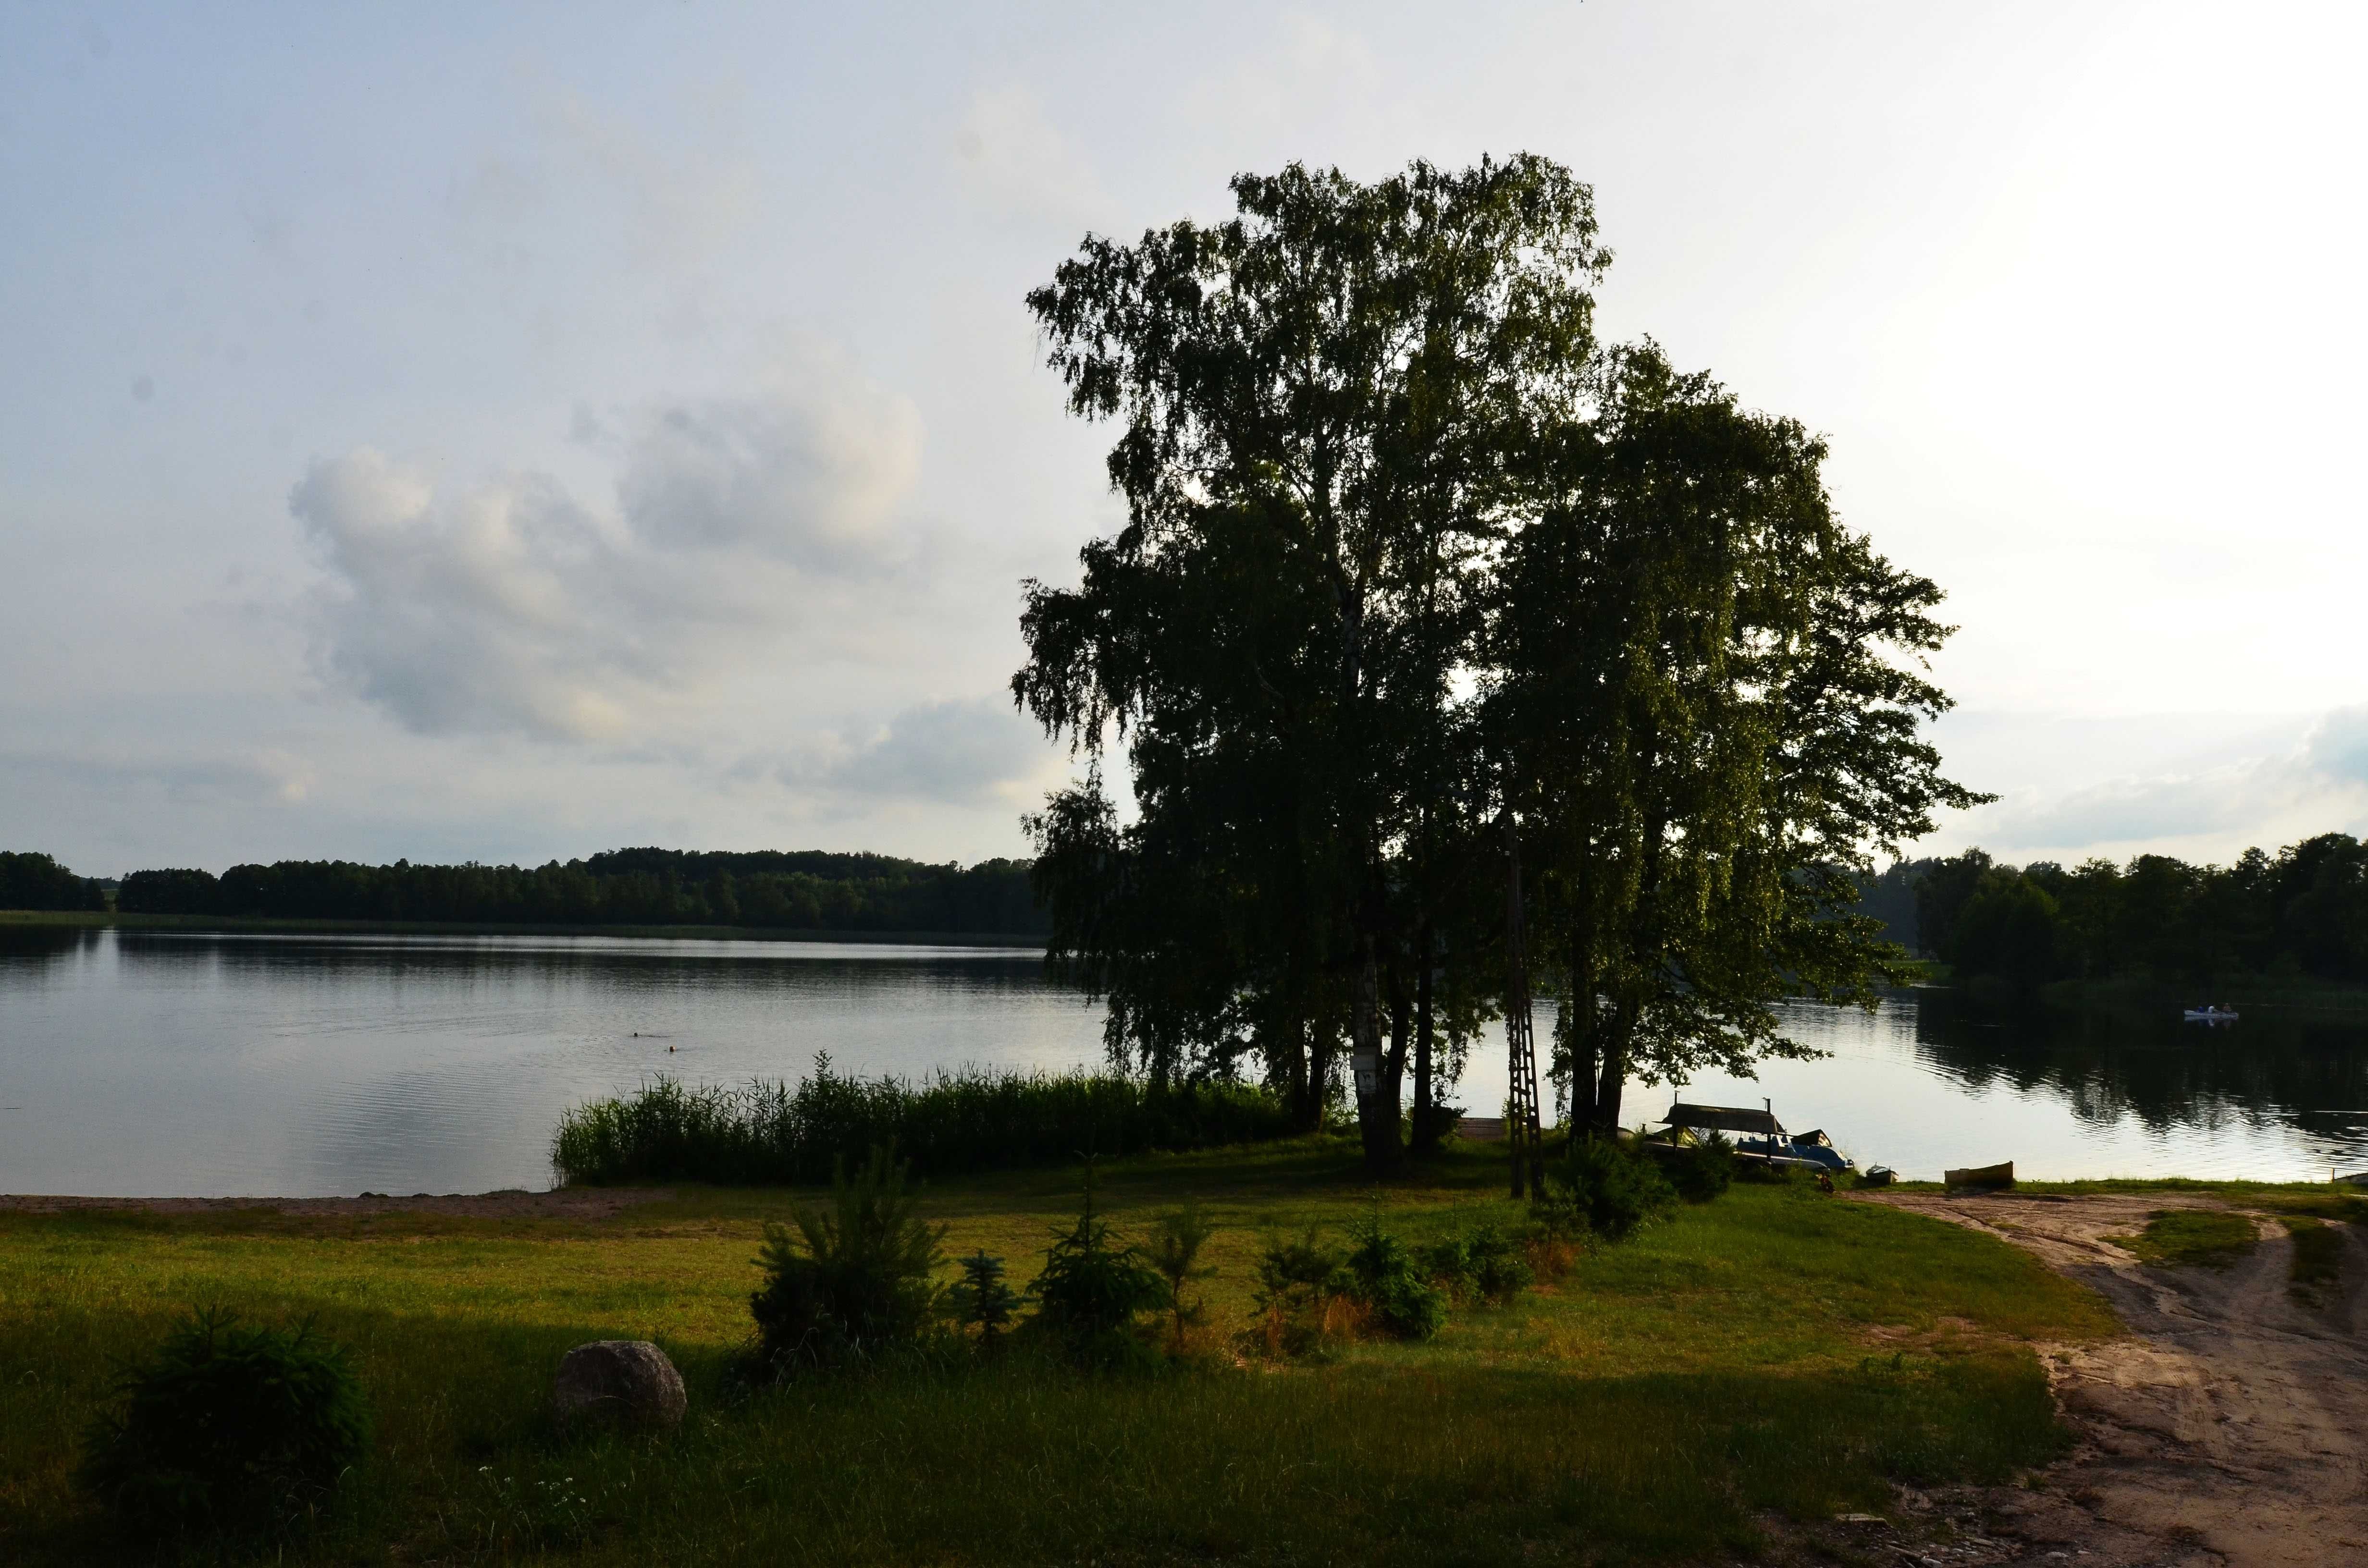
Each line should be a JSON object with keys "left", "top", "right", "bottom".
{"left": 111, "top": 932, "right": 1073, "bottom": 1000}
{"left": 1909, "top": 990, "right": 2368, "bottom": 1137}
{"left": 0, "top": 926, "right": 98, "bottom": 972}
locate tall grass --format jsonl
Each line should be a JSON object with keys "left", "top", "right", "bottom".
{"left": 551, "top": 1057, "right": 1296, "bottom": 1187}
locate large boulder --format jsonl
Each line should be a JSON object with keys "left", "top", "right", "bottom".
{"left": 553, "top": 1340, "right": 686, "bottom": 1429}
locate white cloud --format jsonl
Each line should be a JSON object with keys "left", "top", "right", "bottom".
{"left": 741, "top": 697, "right": 1062, "bottom": 808}
{"left": 1953, "top": 704, "right": 2368, "bottom": 861}
{"left": 296, "top": 366, "right": 924, "bottom": 741}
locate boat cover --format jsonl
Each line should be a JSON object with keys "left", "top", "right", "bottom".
{"left": 1662, "top": 1102, "right": 1784, "bottom": 1136}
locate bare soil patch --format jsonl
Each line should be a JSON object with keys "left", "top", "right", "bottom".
{"left": 1858, "top": 1189, "right": 2368, "bottom": 1568}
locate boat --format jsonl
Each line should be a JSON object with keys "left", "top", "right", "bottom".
{"left": 1944, "top": 1161, "right": 2014, "bottom": 1191}
{"left": 1860, "top": 1165, "right": 1896, "bottom": 1187}
{"left": 1657, "top": 1100, "right": 1856, "bottom": 1173}
{"left": 2182, "top": 1005, "right": 2239, "bottom": 1024}
{"left": 2334, "top": 1170, "right": 2368, "bottom": 1188}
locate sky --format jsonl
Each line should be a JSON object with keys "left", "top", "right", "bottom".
{"left": 2, "top": 0, "right": 2364, "bottom": 878}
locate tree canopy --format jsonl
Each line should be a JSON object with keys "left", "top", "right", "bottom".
{"left": 1015, "top": 155, "right": 1978, "bottom": 1167}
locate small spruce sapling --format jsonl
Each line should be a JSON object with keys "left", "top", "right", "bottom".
{"left": 1030, "top": 1159, "right": 1166, "bottom": 1365}
{"left": 949, "top": 1252, "right": 1020, "bottom": 1347}
{"left": 1146, "top": 1203, "right": 1218, "bottom": 1350}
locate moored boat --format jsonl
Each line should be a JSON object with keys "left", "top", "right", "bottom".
{"left": 2183, "top": 1005, "right": 2239, "bottom": 1023}
{"left": 1944, "top": 1160, "right": 2014, "bottom": 1190}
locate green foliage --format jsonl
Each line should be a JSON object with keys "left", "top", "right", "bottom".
{"left": 1341, "top": 1208, "right": 1450, "bottom": 1339}
{"left": 553, "top": 1055, "right": 1295, "bottom": 1186}
{"left": 1249, "top": 1228, "right": 1351, "bottom": 1359}
{"left": 116, "top": 847, "right": 1048, "bottom": 933}
{"left": 1535, "top": 1134, "right": 1677, "bottom": 1245}
{"left": 1667, "top": 1132, "right": 1737, "bottom": 1204}
{"left": 0, "top": 850, "right": 106, "bottom": 912}
{"left": 1898, "top": 833, "right": 2368, "bottom": 987}
{"left": 2104, "top": 1207, "right": 2258, "bottom": 1270}
{"left": 1418, "top": 1222, "right": 1535, "bottom": 1303}
{"left": 1145, "top": 1204, "right": 1218, "bottom": 1349}
{"left": 75, "top": 1307, "right": 370, "bottom": 1536}
{"left": 948, "top": 1252, "right": 1021, "bottom": 1344}
{"left": 1027, "top": 1167, "right": 1168, "bottom": 1367}
{"left": 750, "top": 1145, "right": 946, "bottom": 1372}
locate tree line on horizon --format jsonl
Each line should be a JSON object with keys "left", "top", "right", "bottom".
{"left": 99, "top": 848, "right": 1048, "bottom": 936}
{"left": 1854, "top": 832, "right": 2368, "bottom": 988}
{"left": 0, "top": 851, "right": 108, "bottom": 913}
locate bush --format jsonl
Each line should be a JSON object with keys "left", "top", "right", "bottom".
{"left": 1249, "top": 1229, "right": 1354, "bottom": 1360}
{"left": 949, "top": 1252, "right": 1021, "bottom": 1346}
{"left": 1342, "top": 1208, "right": 1449, "bottom": 1340}
{"left": 1668, "top": 1132, "right": 1737, "bottom": 1204}
{"left": 554, "top": 1055, "right": 1297, "bottom": 1186}
{"left": 1420, "top": 1222, "right": 1535, "bottom": 1304}
{"left": 750, "top": 1144, "right": 946, "bottom": 1372}
{"left": 1534, "top": 1134, "right": 1677, "bottom": 1245}
{"left": 1146, "top": 1204, "right": 1218, "bottom": 1350}
{"left": 76, "top": 1308, "right": 370, "bottom": 1536}
{"left": 1027, "top": 1167, "right": 1167, "bottom": 1368}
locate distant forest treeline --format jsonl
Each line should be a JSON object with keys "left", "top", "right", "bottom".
{"left": 1854, "top": 833, "right": 2368, "bottom": 987}
{"left": 0, "top": 851, "right": 107, "bottom": 912}
{"left": 97, "top": 848, "right": 1048, "bottom": 936}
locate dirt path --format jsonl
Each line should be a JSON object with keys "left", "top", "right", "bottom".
{"left": 1861, "top": 1190, "right": 2368, "bottom": 1568}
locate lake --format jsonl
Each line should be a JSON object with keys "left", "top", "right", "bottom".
{"left": 4, "top": 926, "right": 2367, "bottom": 1195}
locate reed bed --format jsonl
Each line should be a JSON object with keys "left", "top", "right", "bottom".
{"left": 551, "top": 1059, "right": 1296, "bottom": 1186}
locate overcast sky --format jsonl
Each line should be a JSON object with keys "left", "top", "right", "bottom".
{"left": 3, "top": 1, "right": 2363, "bottom": 877}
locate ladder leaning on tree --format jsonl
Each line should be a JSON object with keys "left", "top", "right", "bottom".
{"left": 1502, "top": 806, "right": 1545, "bottom": 1200}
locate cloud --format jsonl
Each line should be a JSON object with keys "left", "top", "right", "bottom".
{"left": 296, "top": 366, "right": 923, "bottom": 741}
{"left": 1961, "top": 703, "right": 2368, "bottom": 857}
{"left": 742, "top": 697, "right": 1061, "bottom": 808}
{"left": 951, "top": 86, "right": 1110, "bottom": 228}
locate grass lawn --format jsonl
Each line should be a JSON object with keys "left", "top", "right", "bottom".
{"left": 1, "top": 1140, "right": 2115, "bottom": 1565}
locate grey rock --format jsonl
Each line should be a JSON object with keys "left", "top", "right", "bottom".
{"left": 553, "top": 1339, "right": 686, "bottom": 1429}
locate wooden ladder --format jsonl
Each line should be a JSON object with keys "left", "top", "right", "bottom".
{"left": 1503, "top": 809, "right": 1544, "bottom": 1200}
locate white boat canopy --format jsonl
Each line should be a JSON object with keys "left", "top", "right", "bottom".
{"left": 1661, "top": 1102, "right": 1785, "bottom": 1136}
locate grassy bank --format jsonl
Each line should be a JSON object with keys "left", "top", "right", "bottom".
{"left": 0, "top": 908, "right": 1043, "bottom": 947}
{"left": 0, "top": 1141, "right": 2115, "bottom": 1565}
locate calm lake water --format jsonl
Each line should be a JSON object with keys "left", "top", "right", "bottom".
{"left": 4, "top": 926, "right": 2367, "bottom": 1195}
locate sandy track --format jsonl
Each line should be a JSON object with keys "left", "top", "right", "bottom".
{"left": 1862, "top": 1190, "right": 2368, "bottom": 1568}
{"left": 0, "top": 1188, "right": 671, "bottom": 1219}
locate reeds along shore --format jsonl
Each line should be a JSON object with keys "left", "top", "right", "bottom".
{"left": 550, "top": 1062, "right": 1297, "bottom": 1187}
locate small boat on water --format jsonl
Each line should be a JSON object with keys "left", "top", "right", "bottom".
{"left": 1945, "top": 1161, "right": 2014, "bottom": 1191}
{"left": 2333, "top": 1170, "right": 2368, "bottom": 1188}
{"left": 2183, "top": 1005, "right": 2239, "bottom": 1024}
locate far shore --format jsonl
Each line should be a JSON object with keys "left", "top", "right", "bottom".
{"left": 0, "top": 908, "right": 1047, "bottom": 948}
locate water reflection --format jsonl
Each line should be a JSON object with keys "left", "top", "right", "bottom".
{"left": 4, "top": 930, "right": 2367, "bottom": 1193}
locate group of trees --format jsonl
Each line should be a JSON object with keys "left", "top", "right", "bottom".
{"left": 114, "top": 848, "right": 1048, "bottom": 937}
{"left": 1879, "top": 835, "right": 2368, "bottom": 988}
{"left": 0, "top": 851, "right": 107, "bottom": 912}
{"left": 1014, "top": 156, "right": 1975, "bottom": 1170}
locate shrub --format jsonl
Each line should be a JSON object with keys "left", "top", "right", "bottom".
{"left": 1146, "top": 1204, "right": 1219, "bottom": 1350}
{"left": 1669, "top": 1132, "right": 1737, "bottom": 1204}
{"left": 554, "top": 1055, "right": 1297, "bottom": 1187}
{"left": 76, "top": 1308, "right": 370, "bottom": 1536}
{"left": 1249, "top": 1228, "right": 1354, "bottom": 1360}
{"left": 1342, "top": 1208, "right": 1449, "bottom": 1340}
{"left": 1028, "top": 1166, "right": 1167, "bottom": 1368}
{"left": 948, "top": 1251, "right": 1022, "bottom": 1347}
{"left": 1420, "top": 1222, "right": 1535, "bottom": 1304}
{"left": 750, "top": 1144, "right": 946, "bottom": 1372}
{"left": 1533, "top": 1134, "right": 1677, "bottom": 1245}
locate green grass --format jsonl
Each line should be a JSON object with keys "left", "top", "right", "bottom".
{"left": 0, "top": 1140, "right": 2112, "bottom": 1565}
{"left": 2103, "top": 1207, "right": 2260, "bottom": 1268}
